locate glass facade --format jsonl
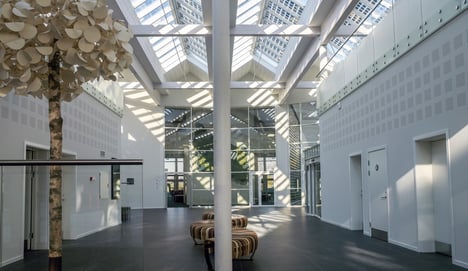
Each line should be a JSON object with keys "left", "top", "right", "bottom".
{"left": 289, "top": 102, "right": 320, "bottom": 205}
{"left": 164, "top": 103, "right": 319, "bottom": 207}
{"left": 165, "top": 107, "right": 276, "bottom": 206}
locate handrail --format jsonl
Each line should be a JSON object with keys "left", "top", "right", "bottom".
{"left": 0, "top": 159, "right": 143, "bottom": 166}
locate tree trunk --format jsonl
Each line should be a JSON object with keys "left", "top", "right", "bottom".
{"left": 48, "top": 52, "right": 63, "bottom": 271}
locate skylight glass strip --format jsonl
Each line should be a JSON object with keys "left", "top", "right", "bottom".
{"left": 236, "top": 0, "right": 262, "bottom": 24}
{"left": 252, "top": 0, "right": 306, "bottom": 67}
{"left": 322, "top": 0, "right": 394, "bottom": 79}
{"left": 232, "top": 36, "right": 255, "bottom": 71}
{"left": 173, "top": 0, "right": 207, "bottom": 66}
{"left": 131, "top": 0, "right": 188, "bottom": 73}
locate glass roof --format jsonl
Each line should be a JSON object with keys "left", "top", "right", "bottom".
{"left": 129, "top": 0, "right": 393, "bottom": 84}
{"left": 322, "top": 0, "right": 394, "bottom": 77}
{"left": 130, "top": 0, "right": 312, "bottom": 76}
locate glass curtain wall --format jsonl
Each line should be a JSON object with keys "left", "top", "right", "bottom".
{"left": 165, "top": 107, "right": 276, "bottom": 206}
{"left": 289, "top": 102, "right": 320, "bottom": 205}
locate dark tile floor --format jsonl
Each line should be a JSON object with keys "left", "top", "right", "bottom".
{"left": 1, "top": 207, "right": 464, "bottom": 271}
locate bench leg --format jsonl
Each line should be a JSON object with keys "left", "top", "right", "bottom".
{"left": 204, "top": 240, "right": 214, "bottom": 271}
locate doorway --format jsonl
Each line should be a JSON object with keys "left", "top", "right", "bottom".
{"left": 166, "top": 173, "right": 188, "bottom": 207}
{"left": 305, "top": 161, "right": 321, "bottom": 217}
{"left": 414, "top": 134, "right": 452, "bottom": 255}
{"left": 349, "top": 154, "right": 363, "bottom": 230}
{"left": 251, "top": 172, "right": 274, "bottom": 206}
{"left": 368, "top": 148, "right": 388, "bottom": 241}
{"left": 24, "top": 147, "right": 48, "bottom": 251}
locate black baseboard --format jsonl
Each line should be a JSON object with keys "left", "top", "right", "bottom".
{"left": 435, "top": 241, "right": 452, "bottom": 257}
{"left": 371, "top": 228, "right": 388, "bottom": 242}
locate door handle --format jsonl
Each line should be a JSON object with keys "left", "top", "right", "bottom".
{"left": 380, "top": 195, "right": 387, "bottom": 199}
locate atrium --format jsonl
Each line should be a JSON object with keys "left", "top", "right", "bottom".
{"left": 0, "top": 0, "right": 467, "bottom": 270}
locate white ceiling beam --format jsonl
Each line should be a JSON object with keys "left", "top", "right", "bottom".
{"left": 274, "top": 0, "right": 323, "bottom": 82}
{"left": 128, "top": 58, "right": 161, "bottom": 104}
{"left": 131, "top": 24, "right": 210, "bottom": 37}
{"left": 232, "top": 25, "right": 321, "bottom": 36}
{"left": 201, "top": 0, "right": 213, "bottom": 81}
{"left": 279, "top": 0, "right": 360, "bottom": 104}
{"left": 131, "top": 24, "right": 321, "bottom": 37}
{"left": 154, "top": 81, "right": 318, "bottom": 89}
{"left": 111, "top": 0, "right": 166, "bottom": 84}
{"left": 229, "top": 0, "right": 239, "bottom": 75}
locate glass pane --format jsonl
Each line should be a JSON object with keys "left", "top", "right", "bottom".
{"left": 166, "top": 173, "right": 187, "bottom": 207}
{"left": 301, "top": 124, "right": 320, "bottom": 143}
{"left": 192, "top": 190, "right": 214, "bottom": 206}
{"left": 261, "top": 174, "right": 274, "bottom": 205}
{"left": 192, "top": 128, "right": 213, "bottom": 150}
{"left": 301, "top": 102, "right": 318, "bottom": 125}
{"left": 191, "top": 173, "right": 214, "bottom": 190}
{"left": 290, "top": 188, "right": 302, "bottom": 206}
{"left": 231, "top": 128, "right": 249, "bottom": 150}
{"left": 231, "top": 108, "right": 249, "bottom": 128}
{"left": 191, "top": 151, "right": 214, "bottom": 172}
{"left": 289, "top": 125, "right": 300, "bottom": 144}
{"left": 231, "top": 150, "right": 250, "bottom": 171}
{"left": 290, "top": 170, "right": 302, "bottom": 206}
{"left": 250, "top": 150, "right": 276, "bottom": 171}
{"left": 289, "top": 146, "right": 301, "bottom": 170}
{"left": 249, "top": 107, "right": 275, "bottom": 127}
{"left": 253, "top": 175, "right": 259, "bottom": 205}
{"left": 313, "top": 163, "right": 322, "bottom": 217}
{"left": 231, "top": 172, "right": 249, "bottom": 189}
{"left": 165, "top": 128, "right": 191, "bottom": 150}
{"left": 250, "top": 127, "right": 276, "bottom": 149}
{"left": 165, "top": 108, "right": 191, "bottom": 127}
{"left": 191, "top": 173, "right": 214, "bottom": 206}
{"left": 289, "top": 104, "right": 300, "bottom": 125}
{"left": 193, "top": 108, "right": 213, "bottom": 128}
{"left": 232, "top": 190, "right": 249, "bottom": 205}
{"left": 290, "top": 170, "right": 302, "bottom": 190}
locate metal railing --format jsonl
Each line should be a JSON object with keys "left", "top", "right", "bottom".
{"left": 0, "top": 159, "right": 143, "bottom": 267}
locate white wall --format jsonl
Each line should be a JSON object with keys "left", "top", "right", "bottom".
{"left": 319, "top": 11, "right": 468, "bottom": 268}
{"left": 120, "top": 93, "right": 166, "bottom": 209}
{"left": 275, "top": 105, "right": 291, "bottom": 206}
{"left": 0, "top": 91, "right": 122, "bottom": 265}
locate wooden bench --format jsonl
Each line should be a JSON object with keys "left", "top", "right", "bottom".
{"left": 203, "top": 228, "right": 259, "bottom": 271}
{"left": 190, "top": 213, "right": 248, "bottom": 244}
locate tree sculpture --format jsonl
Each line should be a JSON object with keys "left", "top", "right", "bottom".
{"left": 0, "top": 0, "right": 133, "bottom": 270}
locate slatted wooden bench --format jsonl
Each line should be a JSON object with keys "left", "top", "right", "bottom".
{"left": 203, "top": 228, "right": 259, "bottom": 271}
{"left": 190, "top": 213, "right": 248, "bottom": 244}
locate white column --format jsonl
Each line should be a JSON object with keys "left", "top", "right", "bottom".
{"left": 212, "top": 0, "right": 232, "bottom": 270}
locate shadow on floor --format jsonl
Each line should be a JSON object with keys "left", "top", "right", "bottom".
{"left": 0, "top": 208, "right": 463, "bottom": 271}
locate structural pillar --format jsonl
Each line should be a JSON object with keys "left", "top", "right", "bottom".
{"left": 212, "top": 0, "right": 232, "bottom": 270}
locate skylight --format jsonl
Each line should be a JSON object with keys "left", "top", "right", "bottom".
{"left": 131, "top": 0, "right": 187, "bottom": 72}
{"left": 252, "top": 0, "right": 306, "bottom": 69}
{"left": 324, "top": 0, "right": 393, "bottom": 70}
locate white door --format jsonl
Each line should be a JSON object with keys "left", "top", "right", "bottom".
{"left": 368, "top": 148, "right": 388, "bottom": 240}
{"left": 432, "top": 140, "right": 451, "bottom": 255}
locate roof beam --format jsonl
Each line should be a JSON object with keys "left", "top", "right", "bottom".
{"left": 201, "top": 0, "right": 213, "bottom": 81}
{"left": 127, "top": 58, "right": 161, "bottom": 105}
{"left": 110, "top": 0, "right": 165, "bottom": 85}
{"left": 130, "top": 24, "right": 321, "bottom": 37}
{"left": 279, "top": 0, "right": 360, "bottom": 103}
{"left": 154, "top": 81, "right": 319, "bottom": 89}
{"left": 274, "top": 1, "right": 323, "bottom": 82}
{"left": 232, "top": 25, "right": 320, "bottom": 36}
{"left": 131, "top": 24, "right": 210, "bottom": 37}
{"left": 229, "top": 0, "right": 238, "bottom": 75}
